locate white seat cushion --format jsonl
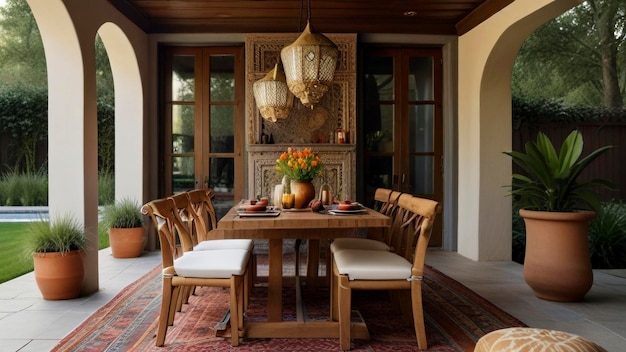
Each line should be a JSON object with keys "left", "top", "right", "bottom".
{"left": 174, "top": 249, "right": 249, "bottom": 278}
{"left": 194, "top": 239, "right": 253, "bottom": 251}
{"left": 334, "top": 249, "right": 411, "bottom": 280}
{"left": 330, "top": 238, "right": 390, "bottom": 253}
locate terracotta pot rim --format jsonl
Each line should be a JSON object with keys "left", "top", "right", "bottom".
{"left": 519, "top": 208, "right": 596, "bottom": 221}
{"left": 32, "top": 249, "right": 83, "bottom": 258}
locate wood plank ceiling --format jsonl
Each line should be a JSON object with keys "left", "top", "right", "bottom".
{"left": 106, "top": 0, "right": 514, "bottom": 36}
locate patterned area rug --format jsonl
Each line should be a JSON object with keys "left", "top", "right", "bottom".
{"left": 52, "top": 253, "right": 526, "bottom": 351}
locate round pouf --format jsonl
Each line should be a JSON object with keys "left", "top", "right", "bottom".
{"left": 474, "top": 328, "right": 606, "bottom": 352}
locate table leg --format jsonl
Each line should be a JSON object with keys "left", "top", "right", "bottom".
{"left": 267, "top": 238, "right": 283, "bottom": 321}
{"left": 306, "top": 239, "right": 320, "bottom": 280}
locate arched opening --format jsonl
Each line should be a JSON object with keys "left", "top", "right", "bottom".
{"left": 97, "top": 22, "right": 144, "bottom": 205}
{"left": 27, "top": 0, "right": 100, "bottom": 294}
{"left": 457, "top": 0, "right": 582, "bottom": 261}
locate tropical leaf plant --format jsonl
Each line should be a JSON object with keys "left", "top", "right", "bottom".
{"left": 503, "top": 130, "right": 615, "bottom": 212}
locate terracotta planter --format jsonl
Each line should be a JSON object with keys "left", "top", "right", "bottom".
{"left": 109, "top": 227, "right": 146, "bottom": 258}
{"left": 520, "top": 209, "right": 595, "bottom": 302}
{"left": 33, "top": 250, "right": 84, "bottom": 300}
{"left": 290, "top": 181, "right": 316, "bottom": 209}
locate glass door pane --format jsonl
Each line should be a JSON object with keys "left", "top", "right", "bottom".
{"left": 170, "top": 54, "right": 198, "bottom": 193}
{"left": 163, "top": 47, "right": 243, "bottom": 207}
{"left": 205, "top": 53, "right": 238, "bottom": 218}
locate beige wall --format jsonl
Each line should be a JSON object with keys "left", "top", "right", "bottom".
{"left": 28, "top": 0, "right": 150, "bottom": 294}
{"left": 457, "top": 0, "right": 583, "bottom": 261}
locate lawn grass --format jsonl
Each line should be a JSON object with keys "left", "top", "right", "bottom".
{"left": 0, "top": 223, "right": 33, "bottom": 284}
{"left": 0, "top": 222, "right": 110, "bottom": 284}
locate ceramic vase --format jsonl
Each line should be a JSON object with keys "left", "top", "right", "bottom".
{"left": 290, "top": 181, "right": 316, "bottom": 209}
{"left": 109, "top": 227, "right": 146, "bottom": 258}
{"left": 520, "top": 209, "right": 595, "bottom": 302}
{"left": 33, "top": 250, "right": 84, "bottom": 300}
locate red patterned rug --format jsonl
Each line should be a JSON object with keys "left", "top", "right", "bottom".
{"left": 52, "top": 253, "right": 526, "bottom": 351}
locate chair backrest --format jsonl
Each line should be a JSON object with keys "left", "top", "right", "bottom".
{"left": 395, "top": 195, "right": 441, "bottom": 278}
{"left": 386, "top": 193, "right": 414, "bottom": 255}
{"left": 187, "top": 188, "right": 218, "bottom": 242}
{"left": 373, "top": 188, "right": 405, "bottom": 245}
{"left": 168, "top": 192, "right": 198, "bottom": 246}
{"left": 373, "top": 188, "right": 403, "bottom": 217}
{"left": 142, "top": 198, "right": 196, "bottom": 267}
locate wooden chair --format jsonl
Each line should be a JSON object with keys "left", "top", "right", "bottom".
{"left": 171, "top": 190, "right": 253, "bottom": 252}
{"left": 330, "top": 188, "right": 405, "bottom": 253}
{"left": 331, "top": 195, "right": 441, "bottom": 350}
{"left": 142, "top": 198, "right": 249, "bottom": 347}
{"left": 186, "top": 189, "right": 256, "bottom": 289}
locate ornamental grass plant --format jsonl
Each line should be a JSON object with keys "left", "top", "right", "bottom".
{"left": 102, "top": 198, "right": 144, "bottom": 229}
{"left": 24, "top": 215, "right": 87, "bottom": 254}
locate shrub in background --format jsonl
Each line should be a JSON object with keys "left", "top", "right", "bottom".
{"left": 98, "top": 171, "right": 114, "bottom": 205}
{"left": 588, "top": 202, "right": 626, "bottom": 269}
{"left": 0, "top": 170, "right": 47, "bottom": 206}
{"left": 511, "top": 202, "right": 526, "bottom": 264}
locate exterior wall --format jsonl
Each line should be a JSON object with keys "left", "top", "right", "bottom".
{"left": 457, "top": 0, "right": 583, "bottom": 261}
{"left": 27, "top": 0, "right": 150, "bottom": 294}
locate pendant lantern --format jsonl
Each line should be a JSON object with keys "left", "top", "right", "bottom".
{"left": 280, "top": 4, "right": 338, "bottom": 108}
{"left": 253, "top": 62, "right": 294, "bottom": 122}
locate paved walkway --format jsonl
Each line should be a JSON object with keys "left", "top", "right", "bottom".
{"left": 0, "top": 249, "right": 625, "bottom": 351}
{"left": 0, "top": 247, "right": 161, "bottom": 351}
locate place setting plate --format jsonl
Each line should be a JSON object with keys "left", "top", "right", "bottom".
{"left": 327, "top": 202, "right": 367, "bottom": 215}
{"left": 235, "top": 203, "right": 281, "bottom": 217}
{"left": 237, "top": 209, "right": 281, "bottom": 217}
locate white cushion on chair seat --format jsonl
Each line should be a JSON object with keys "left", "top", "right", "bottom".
{"left": 194, "top": 239, "right": 253, "bottom": 251}
{"left": 174, "top": 249, "right": 249, "bottom": 278}
{"left": 334, "top": 249, "right": 412, "bottom": 280}
{"left": 330, "top": 238, "right": 390, "bottom": 253}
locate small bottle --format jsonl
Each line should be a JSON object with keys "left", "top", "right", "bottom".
{"left": 318, "top": 175, "right": 333, "bottom": 206}
{"left": 336, "top": 128, "right": 345, "bottom": 144}
{"left": 281, "top": 176, "right": 294, "bottom": 209}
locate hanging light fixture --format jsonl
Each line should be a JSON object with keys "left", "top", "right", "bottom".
{"left": 253, "top": 60, "right": 294, "bottom": 122}
{"left": 280, "top": 0, "right": 338, "bottom": 108}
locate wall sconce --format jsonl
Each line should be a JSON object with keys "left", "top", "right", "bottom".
{"left": 280, "top": 0, "right": 338, "bottom": 108}
{"left": 253, "top": 61, "right": 294, "bottom": 122}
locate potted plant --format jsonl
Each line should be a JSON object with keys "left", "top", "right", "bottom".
{"left": 102, "top": 198, "right": 145, "bottom": 258}
{"left": 25, "top": 215, "right": 86, "bottom": 300}
{"left": 504, "top": 130, "right": 615, "bottom": 301}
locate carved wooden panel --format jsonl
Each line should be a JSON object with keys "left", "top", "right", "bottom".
{"left": 245, "top": 33, "right": 357, "bottom": 201}
{"left": 248, "top": 144, "right": 356, "bottom": 202}
{"left": 245, "top": 33, "right": 357, "bottom": 145}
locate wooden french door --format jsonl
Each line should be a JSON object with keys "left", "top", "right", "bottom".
{"left": 161, "top": 46, "right": 245, "bottom": 213}
{"left": 360, "top": 47, "right": 443, "bottom": 246}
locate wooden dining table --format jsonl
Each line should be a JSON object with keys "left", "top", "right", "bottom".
{"left": 214, "top": 205, "right": 390, "bottom": 339}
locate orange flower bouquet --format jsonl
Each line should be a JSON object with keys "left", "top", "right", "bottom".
{"left": 275, "top": 147, "right": 323, "bottom": 182}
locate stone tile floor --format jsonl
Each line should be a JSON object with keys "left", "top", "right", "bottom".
{"left": 0, "top": 248, "right": 624, "bottom": 351}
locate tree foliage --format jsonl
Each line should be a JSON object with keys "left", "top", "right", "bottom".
{"left": 0, "top": 85, "right": 47, "bottom": 174}
{"left": 0, "top": 0, "right": 115, "bottom": 175}
{"left": 513, "top": 0, "right": 626, "bottom": 108}
{"left": 0, "top": 0, "right": 46, "bottom": 86}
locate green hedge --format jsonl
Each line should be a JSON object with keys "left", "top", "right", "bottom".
{"left": 512, "top": 96, "right": 626, "bottom": 126}
{"left": 0, "top": 84, "right": 115, "bottom": 175}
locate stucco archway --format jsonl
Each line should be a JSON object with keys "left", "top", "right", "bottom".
{"left": 97, "top": 22, "right": 144, "bottom": 204}
{"left": 27, "top": 0, "right": 149, "bottom": 295}
{"left": 457, "top": 0, "right": 583, "bottom": 261}
{"left": 27, "top": 0, "right": 100, "bottom": 294}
